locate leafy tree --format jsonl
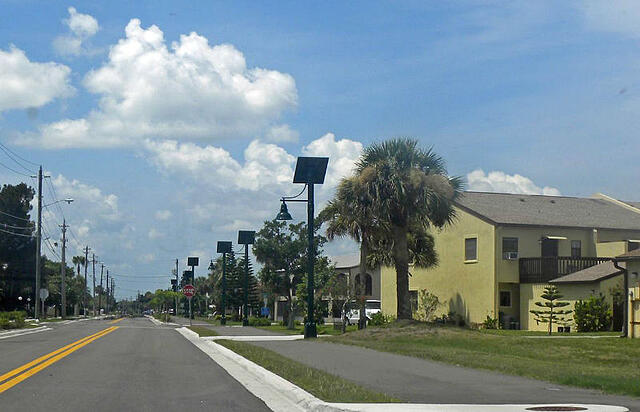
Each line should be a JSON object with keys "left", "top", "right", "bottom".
{"left": 574, "top": 294, "right": 612, "bottom": 332}
{"left": 351, "top": 139, "right": 462, "bottom": 319}
{"left": 253, "top": 219, "right": 328, "bottom": 328}
{"left": 0, "top": 183, "right": 36, "bottom": 311}
{"left": 321, "top": 175, "right": 379, "bottom": 329}
{"left": 294, "top": 255, "right": 335, "bottom": 325}
{"left": 530, "top": 285, "right": 572, "bottom": 335}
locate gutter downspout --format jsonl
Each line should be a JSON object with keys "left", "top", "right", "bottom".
{"left": 612, "top": 259, "right": 628, "bottom": 338}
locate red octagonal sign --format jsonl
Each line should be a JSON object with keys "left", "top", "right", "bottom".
{"left": 183, "top": 284, "right": 195, "bottom": 298}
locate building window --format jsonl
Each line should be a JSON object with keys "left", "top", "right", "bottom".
{"left": 409, "top": 290, "right": 418, "bottom": 313}
{"left": 499, "top": 291, "right": 511, "bottom": 307}
{"left": 502, "top": 237, "right": 518, "bottom": 259}
{"left": 365, "top": 274, "right": 372, "bottom": 296}
{"left": 571, "top": 240, "right": 582, "bottom": 257}
{"left": 465, "top": 237, "right": 477, "bottom": 261}
{"left": 629, "top": 241, "right": 640, "bottom": 252}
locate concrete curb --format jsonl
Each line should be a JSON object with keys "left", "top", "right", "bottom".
{"left": 176, "top": 327, "right": 343, "bottom": 411}
{"left": 176, "top": 327, "right": 628, "bottom": 412}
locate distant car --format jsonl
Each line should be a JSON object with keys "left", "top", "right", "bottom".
{"left": 343, "top": 300, "right": 381, "bottom": 325}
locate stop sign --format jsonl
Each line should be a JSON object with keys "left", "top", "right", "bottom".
{"left": 183, "top": 284, "right": 195, "bottom": 298}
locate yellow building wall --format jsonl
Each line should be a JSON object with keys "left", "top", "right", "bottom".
{"left": 628, "top": 260, "right": 640, "bottom": 339}
{"left": 596, "top": 241, "right": 627, "bottom": 258}
{"left": 596, "top": 229, "right": 640, "bottom": 244}
{"left": 380, "top": 208, "right": 496, "bottom": 326}
{"left": 520, "top": 275, "right": 623, "bottom": 332}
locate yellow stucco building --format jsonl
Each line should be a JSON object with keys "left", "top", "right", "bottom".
{"left": 380, "top": 192, "right": 640, "bottom": 331}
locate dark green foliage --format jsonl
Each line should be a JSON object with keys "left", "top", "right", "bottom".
{"left": 368, "top": 312, "right": 393, "bottom": 326}
{"left": 530, "top": 285, "right": 572, "bottom": 335}
{"left": 0, "top": 183, "right": 36, "bottom": 312}
{"left": 574, "top": 294, "right": 612, "bottom": 332}
{"left": 482, "top": 315, "right": 499, "bottom": 330}
{"left": 248, "top": 316, "right": 271, "bottom": 326}
{"left": 0, "top": 311, "right": 26, "bottom": 329}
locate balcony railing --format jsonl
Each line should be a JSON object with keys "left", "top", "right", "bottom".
{"left": 519, "top": 256, "right": 612, "bottom": 284}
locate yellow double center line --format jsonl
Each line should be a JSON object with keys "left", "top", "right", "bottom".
{"left": 0, "top": 326, "right": 118, "bottom": 394}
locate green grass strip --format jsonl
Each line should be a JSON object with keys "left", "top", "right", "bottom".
{"left": 217, "top": 339, "right": 398, "bottom": 403}
{"left": 188, "top": 326, "right": 218, "bottom": 337}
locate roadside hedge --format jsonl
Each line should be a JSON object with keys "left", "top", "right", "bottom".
{"left": 0, "top": 311, "right": 26, "bottom": 329}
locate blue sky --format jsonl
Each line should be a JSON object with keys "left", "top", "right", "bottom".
{"left": 1, "top": 1, "right": 639, "bottom": 297}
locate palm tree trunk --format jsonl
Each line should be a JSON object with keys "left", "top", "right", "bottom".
{"left": 392, "top": 223, "right": 412, "bottom": 319}
{"left": 358, "top": 237, "right": 368, "bottom": 329}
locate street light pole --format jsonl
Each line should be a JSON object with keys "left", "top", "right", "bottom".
{"left": 217, "top": 241, "right": 232, "bottom": 326}
{"left": 33, "top": 166, "right": 43, "bottom": 319}
{"left": 237, "top": 232, "right": 255, "bottom": 327}
{"left": 275, "top": 157, "right": 328, "bottom": 339}
{"left": 60, "top": 219, "right": 68, "bottom": 319}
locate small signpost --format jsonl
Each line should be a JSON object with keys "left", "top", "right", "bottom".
{"left": 183, "top": 284, "right": 195, "bottom": 326}
{"left": 39, "top": 288, "right": 49, "bottom": 318}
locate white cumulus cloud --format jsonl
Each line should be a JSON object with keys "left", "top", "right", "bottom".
{"left": 266, "top": 124, "right": 299, "bottom": 143}
{"left": 466, "top": 169, "right": 561, "bottom": 195}
{"left": 0, "top": 46, "right": 73, "bottom": 112}
{"left": 302, "top": 133, "right": 363, "bottom": 188}
{"left": 22, "top": 18, "right": 297, "bottom": 149}
{"left": 53, "top": 7, "right": 100, "bottom": 56}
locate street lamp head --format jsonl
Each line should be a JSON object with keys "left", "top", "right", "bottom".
{"left": 64, "top": 198, "right": 74, "bottom": 204}
{"left": 276, "top": 201, "right": 293, "bottom": 221}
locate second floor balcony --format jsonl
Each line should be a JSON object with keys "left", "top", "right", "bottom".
{"left": 519, "top": 256, "right": 612, "bottom": 283}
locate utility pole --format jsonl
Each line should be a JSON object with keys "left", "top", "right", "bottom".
{"left": 111, "top": 278, "right": 115, "bottom": 314}
{"left": 175, "top": 259, "right": 179, "bottom": 316}
{"left": 60, "top": 219, "right": 68, "bottom": 318}
{"left": 92, "top": 254, "right": 96, "bottom": 316}
{"left": 33, "top": 166, "right": 43, "bottom": 319}
{"left": 83, "top": 246, "right": 90, "bottom": 316}
{"left": 99, "top": 264, "right": 104, "bottom": 315}
{"left": 106, "top": 270, "right": 110, "bottom": 314}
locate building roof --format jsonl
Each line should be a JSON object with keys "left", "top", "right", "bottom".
{"left": 455, "top": 191, "right": 640, "bottom": 230}
{"left": 615, "top": 248, "right": 640, "bottom": 260}
{"left": 330, "top": 254, "right": 360, "bottom": 269}
{"left": 624, "top": 201, "right": 640, "bottom": 210}
{"left": 550, "top": 261, "right": 625, "bottom": 284}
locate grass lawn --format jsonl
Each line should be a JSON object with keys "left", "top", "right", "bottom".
{"left": 217, "top": 339, "right": 398, "bottom": 403}
{"left": 256, "top": 323, "right": 359, "bottom": 336}
{"left": 195, "top": 317, "right": 243, "bottom": 327}
{"left": 188, "top": 326, "right": 219, "bottom": 337}
{"left": 331, "top": 322, "right": 640, "bottom": 397}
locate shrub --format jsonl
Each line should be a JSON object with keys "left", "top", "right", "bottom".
{"left": 369, "top": 312, "right": 393, "bottom": 326}
{"left": 574, "top": 294, "right": 612, "bottom": 332}
{"left": 0, "top": 311, "right": 26, "bottom": 329}
{"left": 248, "top": 317, "right": 271, "bottom": 326}
{"left": 482, "top": 315, "right": 499, "bottom": 329}
{"left": 413, "top": 290, "right": 440, "bottom": 322}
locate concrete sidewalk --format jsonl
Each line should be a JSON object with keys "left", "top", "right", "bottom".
{"left": 171, "top": 316, "right": 285, "bottom": 336}
{"left": 248, "top": 339, "right": 640, "bottom": 410}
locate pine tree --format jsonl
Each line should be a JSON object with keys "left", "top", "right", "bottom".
{"left": 530, "top": 285, "right": 572, "bottom": 335}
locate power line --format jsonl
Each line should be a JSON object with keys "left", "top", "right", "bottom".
{"left": 0, "top": 222, "right": 33, "bottom": 231}
{"left": 0, "top": 210, "right": 31, "bottom": 221}
{"left": 0, "top": 227, "right": 34, "bottom": 237}
{"left": 0, "top": 160, "right": 31, "bottom": 177}
{"left": 0, "top": 142, "right": 39, "bottom": 167}
{"left": 0, "top": 144, "right": 35, "bottom": 174}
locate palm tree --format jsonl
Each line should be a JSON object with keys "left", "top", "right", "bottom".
{"left": 356, "top": 138, "right": 462, "bottom": 319}
{"left": 320, "top": 175, "right": 379, "bottom": 328}
{"left": 72, "top": 255, "right": 86, "bottom": 276}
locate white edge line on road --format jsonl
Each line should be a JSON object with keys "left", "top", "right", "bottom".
{"left": 175, "top": 327, "right": 629, "bottom": 412}
{"left": 0, "top": 326, "right": 52, "bottom": 340}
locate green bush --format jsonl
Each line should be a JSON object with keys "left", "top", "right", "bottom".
{"left": 368, "top": 312, "right": 393, "bottom": 326}
{"left": 574, "top": 294, "right": 612, "bottom": 332}
{"left": 248, "top": 317, "right": 271, "bottom": 326}
{"left": 482, "top": 315, "right": 499, "bottom": 329}
{"left": 0, "top": 311, "right": 26, "bottom": 329}
{"left": 413, "top": 290, "right": 440, "bottom": 322}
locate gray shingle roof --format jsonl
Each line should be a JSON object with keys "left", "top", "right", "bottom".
{"left": 456, "top": 191, "right": 640, "bottom": 230}
{"left": 616, "top": 248, "right": 640, "bottom": 259}
{"left": 330, "top": 254, "right": 360, "bottom": 269}
{"left": 624, "top": 201, "right": 640, "bottom": 210}
{"left": 550, "top": 261, "right": 624, "bottom": 283}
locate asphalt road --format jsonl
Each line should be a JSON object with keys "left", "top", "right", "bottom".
{"left": 0, "top": 317, "right": 269, "bottom": 411}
